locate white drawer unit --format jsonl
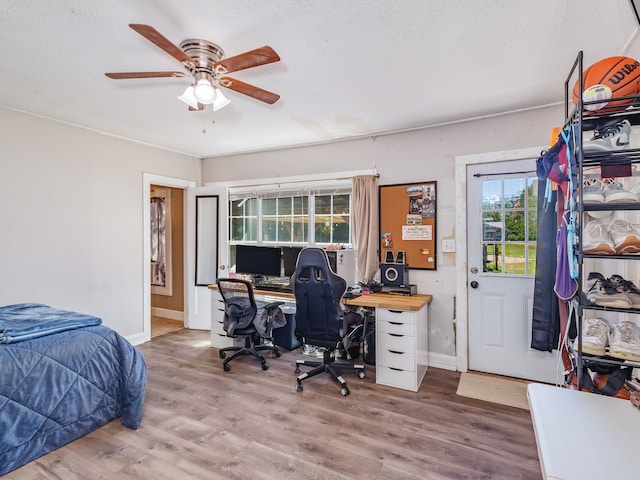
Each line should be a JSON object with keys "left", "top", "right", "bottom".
{"left": 375, "top": 305, "right": 428, "bottom": 392}
{"left": 210, "top": 290, "right": 234, "bottom": 349}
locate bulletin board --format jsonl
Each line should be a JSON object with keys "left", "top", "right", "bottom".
{"left": 379, "top": 181, "right": 437, "bottom": 270}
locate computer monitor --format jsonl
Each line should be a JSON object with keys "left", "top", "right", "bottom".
{"left": 282, "top": 246, "right": 304, "bottom": 277}
{"left": 234, "top": 245, "right": 282, "bottom": 277}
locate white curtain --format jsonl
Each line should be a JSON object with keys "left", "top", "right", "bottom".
{"left": 352, "top": 175, "right": 379, "bottom": 283}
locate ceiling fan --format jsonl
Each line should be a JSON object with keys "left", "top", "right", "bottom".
{"left": 105, "top": 24, "right": 281, "bottom": 111}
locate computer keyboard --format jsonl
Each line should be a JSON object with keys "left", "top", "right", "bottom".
{"left": 255, "top": 283, "right": 293, "bottom": 293}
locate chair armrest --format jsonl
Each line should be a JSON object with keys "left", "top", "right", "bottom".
{"left": 226, "top": 318, "right": 238, "bottom": 337}
{"left": 254, "top": 301, "right": 286, "bottom": 338}
{"left": 263, "top": 301, "right": 285, "bottom": 311}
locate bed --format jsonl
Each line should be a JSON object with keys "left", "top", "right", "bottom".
{"left": 0, "top": 303, "right": 147, "bottom": 476}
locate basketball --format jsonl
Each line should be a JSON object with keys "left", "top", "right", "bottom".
{"left": 572, "top": 56, "right": 640, "bottom": 111}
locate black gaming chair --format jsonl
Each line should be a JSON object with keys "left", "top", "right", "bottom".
{"left": 293, "top": 248, "right": 365, "bottom": 396}
{"left": 216, "top": 278, "right": 282, "bottom": 371}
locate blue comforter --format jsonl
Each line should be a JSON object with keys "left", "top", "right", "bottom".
{"left": 0, "top": 304, "right": 147, "bottom": 476}
{"left": 0, "top": 303, "right": 102, "bottom": 344}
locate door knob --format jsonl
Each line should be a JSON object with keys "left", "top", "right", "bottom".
{"left": 470, "top": 281, "right": 479, "bottom": 289}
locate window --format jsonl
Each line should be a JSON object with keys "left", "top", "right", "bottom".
{"left": 481, "top": 175, "right": 537, "bottom": 275}
{"left": 262, "top": 196, "right": 309, "bottom": 243}
{"left": 314, "top": 194, "right": 350, "bottom": 244}
{"left": 230, "top": 198, "right": 258, "bottom": 242}
{"left": 229, "top": 181, "right": 351, "bottom": 250}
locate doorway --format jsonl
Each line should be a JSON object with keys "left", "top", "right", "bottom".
{"left": 142, "top": 174, "right": 196, "bottom": 342}
{"left": 150, "top": 184, "right": 185, "bottom": 339}
{"left": 454, "top": 148, "right": 559, "bottom": 384}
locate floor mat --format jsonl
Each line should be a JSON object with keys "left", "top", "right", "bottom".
{"left": 456, "top": 372, "right": 532, "bottom": 410}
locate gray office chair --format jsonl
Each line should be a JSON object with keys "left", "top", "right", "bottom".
{"left": 216, "top": 278, "right": 282, "bottom": 371}
{"left": 293, "top": 248, "right": 365, "bottom": 396}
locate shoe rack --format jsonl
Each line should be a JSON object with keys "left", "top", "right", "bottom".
{"left": 565, "top": 51, "right": 640, "bottom": 391}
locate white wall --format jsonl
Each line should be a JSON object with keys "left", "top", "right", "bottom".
{"left": 0, "top": 103, "right": 566, "bottom": 361}
{"left": 0, "top": 108, "right": 200, "bottom": 338}
{"left": 201, "top": 104, "right": 565, "bottom": 362}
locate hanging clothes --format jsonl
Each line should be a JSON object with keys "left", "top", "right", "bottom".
{"left": 531, "top": 179, "right": 560, "bottom": 351}
{"left": 531, "top": 125, "right": 578, "bottom": 371}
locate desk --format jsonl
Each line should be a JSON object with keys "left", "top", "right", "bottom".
{"left": 209, "top": 285, "right": 431, "bottom": 391}
{"left": 343, "top": 292, "right": 432, "bottom": 311}
{"left": 527, "top": 383, "right": 639, "bottom": 479}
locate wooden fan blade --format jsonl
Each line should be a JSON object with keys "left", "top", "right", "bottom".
{"left": 214, "top": 46, "right": 280, "bottom": 74}
{"left": 129, "top": 24, "right": 195, "bottom": 68}
{"left": 219, "top": 77, "right": 280, "bottom": 104}
{"left": 105, "top": 71, "right": 185, "bottom": 79}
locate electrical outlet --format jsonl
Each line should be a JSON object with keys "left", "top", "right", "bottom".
{"left": 442, "top": 239, "right": 456, "bottom": 253}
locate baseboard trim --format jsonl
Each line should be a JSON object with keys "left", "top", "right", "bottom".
{"left": 429, "top": 353, "right": 457, "bottom": 371}
{"left": 151, "top": 307, "right": 184, "bottom": 321}
{"left": 126, "top": 332, "right": 149, "bottom": 346}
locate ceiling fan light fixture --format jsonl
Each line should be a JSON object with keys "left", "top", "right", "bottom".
{"left": 212, "top": 88, "right": 231, "bottom": 111}
{"left": 177, "top": 85, "right": 199, "bottom": 109}
{"left": 193, "top": 77, "right": 217, "bottom": 104}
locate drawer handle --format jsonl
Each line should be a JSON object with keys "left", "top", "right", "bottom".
{"left": 388, "top": 309, "right": 403, "bottom": 314}
{"left": 389, "top": 321, "right": 402, "bottom": 325}
{"left": 389, "top": 333, "right": 404, "bottom": 338}
{"left": 389, "top": 367, "right": 404, "bottom": 371}
{"left": 388, "top": 350, "right": 404, "bottom": 355}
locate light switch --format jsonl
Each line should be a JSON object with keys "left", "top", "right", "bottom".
{"left": 442, "top": 239, "right": 456, "bottom": 253}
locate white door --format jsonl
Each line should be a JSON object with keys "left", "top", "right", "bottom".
{"left": 467, "top": 159, "right": 558, "bottom": 383}
{"left": 185, "top": 184, "right": 228, "bottom": 330}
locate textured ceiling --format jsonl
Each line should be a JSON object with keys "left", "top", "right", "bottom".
{"left": 0, "top": 1, "right": 638, "bottom": 158}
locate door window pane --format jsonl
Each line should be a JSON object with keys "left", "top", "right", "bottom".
{"left": 483, "top": 212, "right": 503, "bottom": 241}
{"left": 505, "top": 211, "right": 525, "bottom": 241}
{"left": 504, "top": 243, "right": 526, "bottom": 274}
{"left": 482, "top": 179, "right": 502, "bottom": 209}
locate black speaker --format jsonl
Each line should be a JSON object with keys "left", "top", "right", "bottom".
{"left": 380, "top": 263, "right": 409, "bottom": 286}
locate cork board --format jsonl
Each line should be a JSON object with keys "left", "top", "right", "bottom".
{"left": 379, "top": 182, "right": 437, "bottom": 270}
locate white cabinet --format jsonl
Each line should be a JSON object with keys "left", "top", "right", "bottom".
{"left": 375, "top": 304, "right": 428, "bottom": 392}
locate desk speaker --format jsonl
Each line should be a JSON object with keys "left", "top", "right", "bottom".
{"left": 380, "top": 263, "right": 409, "bottom": 286}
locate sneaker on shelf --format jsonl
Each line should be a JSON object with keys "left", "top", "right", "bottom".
{"left": 608, "top": 219, "right": 640, "bottom": 254}
{"left": 582, "top": 178, "right": 605, "bottom": 204}
{"left": 580, "top": 317, "right": 610, "bottom": 356}
{"left": 583, "top": 119, "right": 632, "bottom": 152}
{"left": 602, "top": 179, "right": 638, "bottom": 204}
{"left": 609, "top": 321, "right": 640, "bottom": 361}
{"left": 585, "top": 272, "right": 632, "bottom": 308}
{"left": 609, "top": 274, "right": 640, "bottom": 308}
{"left": 582, "top": 220, "right": 616, "bottom": 255}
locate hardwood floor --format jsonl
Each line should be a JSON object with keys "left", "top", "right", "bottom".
{"left": 150, "top": 316, "right": 183, "bottom": 338}
{"left": 6, "top": 329, "right": 542, "bottom": 479}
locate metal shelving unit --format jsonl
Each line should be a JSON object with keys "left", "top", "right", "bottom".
{"left": 565, "top": 51, "right": 640, "bottom": 390}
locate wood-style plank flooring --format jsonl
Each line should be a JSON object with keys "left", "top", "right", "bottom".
{"left": 6, "top": 329, "right": 542, "bottom": 479}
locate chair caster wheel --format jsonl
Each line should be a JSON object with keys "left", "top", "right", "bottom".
{"left": 295, "top": 366, "right": 300, "bottom": 373}
{"left": 296, "top": 383, "right": 303, "bottom": 392}
{"left": 262, "top": 363, "right": 269, "bottom": 371}
{"left": 223, "top": 363, "right": 231, "bottom": 372}
{"left": 219, "top": 352, "right": 226, "bottom": 359}
{"left": 275, "top": 350, "right": 281, "bottom": 357}
{"left": 357, "top": 370, "right": 365, "bottom": 379}
{"left": 340, "top": 386, "right": 349, "bottom": 396}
